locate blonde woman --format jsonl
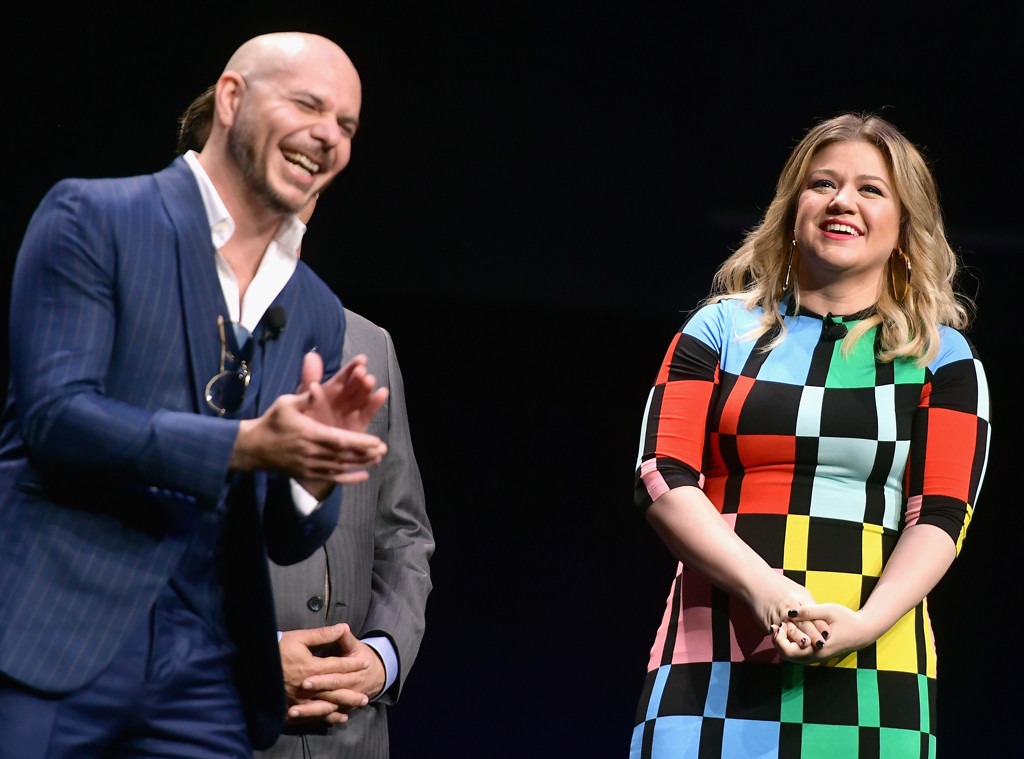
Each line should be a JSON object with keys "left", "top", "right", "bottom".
{"left": 632, "top": 112, "right": 990, "bottom": 758}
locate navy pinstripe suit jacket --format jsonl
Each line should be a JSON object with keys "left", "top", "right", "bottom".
{"left": 0, "top": 157, "right": 347, "bottom": 749}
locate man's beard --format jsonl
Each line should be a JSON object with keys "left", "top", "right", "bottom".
{"left": 228, "top": 115, "right": 305, "bottom": 216}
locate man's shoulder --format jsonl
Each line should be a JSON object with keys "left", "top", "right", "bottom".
{"left": 52, "top": 157, "right": 185, "bottom": 190}
{"left": 343, "top": 308, "right": 385, "bottom": 336}
{"left": 44, "top": 164, "right": 170, "bottom": 206}
{"left": 341, "top": 309, "right": 397, "bottom": 372}
{"left": 31, "top": 162, "right": 186, "bottom": 238}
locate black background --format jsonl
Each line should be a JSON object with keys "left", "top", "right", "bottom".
{"left": 3, "top": 5, "right": 1018, "bottom": 757}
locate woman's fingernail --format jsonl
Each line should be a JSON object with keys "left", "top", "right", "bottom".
{"left": 816, "top": 640, "right": 825, "bottom": 650}
{"left": 788, "top": 609, "right": 798, "bottom": 618}
{"left": 821, "top": 630, "right": 830, "bottom": 640}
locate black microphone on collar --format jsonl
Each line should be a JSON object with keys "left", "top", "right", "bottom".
{"left": 259, "top": 306, "right": 287, "bottom": 345}
{"left": 821, "top": 313, "right": 848, "bottom": 341}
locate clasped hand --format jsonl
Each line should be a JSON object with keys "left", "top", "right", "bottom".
{"left": 771, "top": 602, "right": 880, "bottom": 663}
{"left": 753, "top": 573, "right": 834, "bottom": 662}
{"left": 279, "top": 623, "right": 387, "bottom": 724}
{"left": 753, "top": 573, "right": 883, "bottom": 663}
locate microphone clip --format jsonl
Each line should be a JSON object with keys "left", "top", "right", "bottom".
{"left": 259, "top": 306, "right": 288, "bottom": 346}
{"left": 821, "top": 313, "right": 848, "bottom": 341}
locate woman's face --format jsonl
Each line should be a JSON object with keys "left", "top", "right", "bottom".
{"left": 793, "top": 140, "right": 901, "bottom": 299}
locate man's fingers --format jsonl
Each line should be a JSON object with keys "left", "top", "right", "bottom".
{"left": 342, "top": 354, "right": 369, "bottom": 374}
{"left": 285, "top": 623, "right": 350, "bottom": 650}
{"left": 336, "top": 470, "right": 372, "bottom": 485}
{"left": 287, "top": 698, "right": 345, "bottom": 723}
{"left": 305, "top": 442, "right": 386, "bottom": 466}
{"left": 364, "top": 387, "right": 389, "bottom": 418}
{"left": 301, "top": 660, "right": 371, "bottom": 692}
{"left": 298, "top": 351, "right": 324, "bottom": 392}
{"left": 333, "top": 623, "right": 362, "bottom": 650}
{"left": 299, "top": 415, "right": 386, "bottom": 456}
{"left": 297, "top": 682, "right": 370, "bottom": 710}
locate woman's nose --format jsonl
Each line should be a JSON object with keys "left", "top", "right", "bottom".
{"left": 827, "top": 184, "right": 856, "bottom": 212}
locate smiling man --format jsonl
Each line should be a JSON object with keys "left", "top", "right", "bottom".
{"left": 177, "top": 72, "right": 435, "bottom": 759}
{"left": 0, "top": 32, "right": 390, "bottom": 759}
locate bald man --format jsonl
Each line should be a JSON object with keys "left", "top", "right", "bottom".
{"left": 0, "top": 32, "right": 392, "bottom": 758}
{"left": 176, "top": 82, "right": 434, "bottom": 759}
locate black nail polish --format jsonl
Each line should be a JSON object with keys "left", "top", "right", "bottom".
{"left": 821, "top": 631, "right": 829, "bottom": 640}
{"left": 816, "top": 640, "right": 825, "bottom": 650}
{"left": 787, "top": 609, "right": 798, "bottom": 618}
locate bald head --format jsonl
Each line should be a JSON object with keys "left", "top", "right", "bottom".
{"left": 223, "top": 32, "right": 359, "bottom": 91}
{"left": 199, "top": 31, "right": 362, "bottom": 220}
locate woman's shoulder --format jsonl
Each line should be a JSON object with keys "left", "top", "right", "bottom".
{"left": 684, "top": 297, "right": 764, "bottom": 327}
{"left": 930, "top": 324, "right": 983, "bottom": 370}
{"left": 677, "top": 297, "right": 765, "bottom": 348}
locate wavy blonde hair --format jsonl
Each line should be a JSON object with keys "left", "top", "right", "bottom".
{"left": 709, "top": 112, "right": 972, "bottom": 365}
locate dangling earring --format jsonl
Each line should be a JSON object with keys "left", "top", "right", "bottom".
{"left": 890, "top": 246, "right": 911, "bottom": 301}
{"left": 783, "top": 239, "right": 797, "bottom": 291}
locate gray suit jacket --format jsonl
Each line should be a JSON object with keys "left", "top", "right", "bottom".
{"left": 256, "top": 309, "right": 434, "bottom": 759}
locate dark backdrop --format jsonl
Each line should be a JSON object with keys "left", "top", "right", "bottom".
{"left": 3, "top": 5, "right": 1018, "bottom": 757}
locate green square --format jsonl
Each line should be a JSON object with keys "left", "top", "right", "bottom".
{"left": 800, "top": 723, "right": 860, "bottom": 759}
{"left": 779, "top": 665, "right": 804, "bottom": 723}
{"left": 878, "top": 727, "right": 931, "bottom": 758}
{"left": 893, "top": 356, "right": 926, "bottom": 385}
{"left": 826, "top": 335, "right": 878, "bottom": 388}
{"left": 916, "top": 674, "right": 931, "bottom": 734}
{"left": 856, "top": 669, "right": 881, "bottom": 727}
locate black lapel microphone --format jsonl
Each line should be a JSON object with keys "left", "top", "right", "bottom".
{"left": 259, "top": 306, "right": 287, "bottom": 345}
{"left": 821, "top": 312, "right": 848, "bottom": 341}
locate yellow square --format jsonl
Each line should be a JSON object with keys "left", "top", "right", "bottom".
{"left": 876, "top": 606, "right": 937, "bottom": 676}
{"left": 783, "top": 515, "right": 810, "bottom": 571}
{"left": 872, "top": 602, "right": 937, "bottom": 676}
{"left": 860, "top": 523, "right": 884, "bottom": 578}
{"left": 805, "top": 569, "right": 862, "bottom": 611}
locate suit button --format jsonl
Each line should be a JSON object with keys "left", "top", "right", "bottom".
{"left": 307, "top": 596, "right": 324, "bottom": 612}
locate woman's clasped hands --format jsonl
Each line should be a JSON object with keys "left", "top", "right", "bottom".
{"left": 770, "top": 602, "right": 878, "bottom": 663}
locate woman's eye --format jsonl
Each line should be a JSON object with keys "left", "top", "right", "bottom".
{"left": 862, "top": 185, "right": 883, "bottom": 195}
{"left": 811, "top": 179, "right": 834, "bottom": 189}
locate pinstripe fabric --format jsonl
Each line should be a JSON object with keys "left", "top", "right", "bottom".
{"left": 631, "top": 298, "right": 990, "bottom": 758}
{"left": 257, "top": 310, "right": 433, "bottom": 759}
{"left": 0, "top": 157, "right": 349, "bottom": 750}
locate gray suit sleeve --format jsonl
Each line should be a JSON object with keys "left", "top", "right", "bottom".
{"left": 360, "top": 325, "right": 434, "bottom": 702}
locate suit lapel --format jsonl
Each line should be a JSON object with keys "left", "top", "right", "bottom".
{"left": 152, "top": 158, "right": 309, "bottom": 418}
{"left": 154, "top": 159, "right": 227, "bottom": 415}
{"left": 254, "top": 282, "right": 302, "bottom": 414}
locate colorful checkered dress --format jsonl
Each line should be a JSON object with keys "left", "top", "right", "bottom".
{"left": 631, "top": 298, "right": 990, "bottom": 758}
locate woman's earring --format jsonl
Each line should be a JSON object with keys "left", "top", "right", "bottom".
{"left": 783, "top": 239, "right": 797, "bottom": 291}
{"left": 890, "top": 246, "right": 911, "bottom": 301}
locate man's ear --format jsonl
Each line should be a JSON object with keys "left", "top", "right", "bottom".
{"left": 214, "top": 72, "right": 245, "bottom": 129}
